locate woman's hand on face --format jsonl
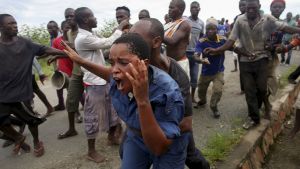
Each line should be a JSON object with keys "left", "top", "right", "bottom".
{"left": 125, "top": 60, "right": 149, "bottom": 103}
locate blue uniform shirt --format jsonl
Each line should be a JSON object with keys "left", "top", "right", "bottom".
{"left": 195, "top": 35, "right": 226, "bottom": 76}
{"left": 110, "top": 65, "right": 184, "bottom": 139}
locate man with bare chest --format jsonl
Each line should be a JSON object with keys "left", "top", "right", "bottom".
{"left": 164, "top": 0, "right": 191, "bottom": 78}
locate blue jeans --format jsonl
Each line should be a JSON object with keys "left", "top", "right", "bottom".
{"left": 187, "top": 51, "right": 199, "bottom": 88}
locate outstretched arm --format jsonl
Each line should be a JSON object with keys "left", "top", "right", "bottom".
{"left": 36, "top": 46, "right": 66, "bottom": 60}
{"left": 282, "top": 25, "right": 300, "bottom": 35}
{"left": 62, "top": 41, "right": 111, "bottom": 82}
{"left": 126, "top": 61, "right": 172, "bottom": 156}
{"left": 203, "top": 39, "right": 235, "bottom": 55}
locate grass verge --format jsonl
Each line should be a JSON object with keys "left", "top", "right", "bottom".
{"left": 279, "top": 64, "right": 297, "bottom": 88}
{"left": 202, "top": 118, "right": 246, "bottom": 164}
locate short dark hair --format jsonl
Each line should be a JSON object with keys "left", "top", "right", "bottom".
{"left": 116, "top": 6, "right": 131, "bottom": 17}
{"left": 143, "top": 18, "right": 164, "bottom": 39}
{"left": 65, "top": 8, "right": 74, "bottom": 13}
{"left": 47, "top": 20, "right": 58, "bottom": 27}
{"left": 75, "top": 7, "right": 90, "bottom": 26}
{"left": 246, "top": 0, "right": 260, "bottom": 3}
{"left": 0, "top": 14, "right": 12, "bottom": 26}
{"left": 61, "top": 20, "right": 68, "bottom": 29}
{"left": 191, "top": 1, "right": 199, "bottom": 6}
{"left": 140, "top": 9, "right": 150, "bottom": 15}
{"left": 113, "top": 33, "right": 150, "bottom": 60}
{"left": 173, "top": 0, "right": 186, "bottom": 13}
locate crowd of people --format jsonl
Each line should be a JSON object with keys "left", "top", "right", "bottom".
{"left": 1, "top": 0, "right": 300, "bottom": 168}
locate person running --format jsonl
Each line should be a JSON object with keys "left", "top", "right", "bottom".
{"left": 193, "top": 18, "right": 226, "bottom": 118}
{"left": 204, "top": 0, "right": 300, "bottom": 129}
{"left": 0, "top": 14, "right": 65, "bottom": 157}
{"left": 62, "top": 32, "right": 190, "bottom": 169}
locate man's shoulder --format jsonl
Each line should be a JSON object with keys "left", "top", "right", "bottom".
{"left": 199, "top": 36, "right": 209, "bottom": 43}
{"left": 151, "top": 65, "right": 179, "bottom": 88}
{"left": 235, "top": 14, "right": 246, "bottom": 22}
{"left": 218, "top": 35, "right": 227, "bottom": 41}
{"left": 263, "top": 14, "right": 278, "bottom": 21}
{"left": 181, "top": 18, "right": 192, "bottom": 29}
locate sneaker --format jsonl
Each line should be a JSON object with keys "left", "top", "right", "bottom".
{"left": 242, "top": 118, "right": 258, "bottom": 130}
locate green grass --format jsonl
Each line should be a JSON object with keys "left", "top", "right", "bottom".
{"left": 202, "top": 118, "right": 246, "bottom": 164}
{"left": 279, "top": 64, "right": 298, "bottom": 88}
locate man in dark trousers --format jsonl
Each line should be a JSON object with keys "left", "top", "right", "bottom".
{"left": 204, "top": 0, "right": 300, "bottom": 130}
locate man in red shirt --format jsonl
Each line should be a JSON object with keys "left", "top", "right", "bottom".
{"left": 52, "top": 21, "right": 73, "bottom": 113}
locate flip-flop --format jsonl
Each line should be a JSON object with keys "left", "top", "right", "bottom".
{"left": 34, "top": 141, "right": 44, "bottom": 157}
{"left": 57, "top": 131, "right": 78, "bottom": 140}
{"left": 13, "top": 136, "right": 26, "bottom": 155}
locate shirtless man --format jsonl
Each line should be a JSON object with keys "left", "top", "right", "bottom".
{"left": 164, "top": 0, "right": 191, "bottom": 77}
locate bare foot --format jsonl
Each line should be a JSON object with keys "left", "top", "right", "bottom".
{"left": 87, "top": 151, "right": 106, "bottom": 163}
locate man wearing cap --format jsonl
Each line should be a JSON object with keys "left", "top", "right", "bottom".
{"left": 193, "top": 18, "right": 226, "bottom": 118}
{"left": 204, "top": 0, "right": 300, "bottom": 129}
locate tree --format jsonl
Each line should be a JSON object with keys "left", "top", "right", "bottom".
{"left": 97, "top": 19, "right": 118, "bottom": 38}
{"left": 19, "top": 24, "right": 50, "bottom": 46}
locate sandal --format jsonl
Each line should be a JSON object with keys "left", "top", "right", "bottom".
{"left": 34, "top": 141, "right": 45, "bottom": 157}
{"left": 57, "top": 131, "right": 78, "bottom": 140}
{"left": 13, "top": 136, "right": 26, "bottom": 155}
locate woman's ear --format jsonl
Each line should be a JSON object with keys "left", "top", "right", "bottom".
{"left": 143, "top": 59, "right": 150, "bottom": 66}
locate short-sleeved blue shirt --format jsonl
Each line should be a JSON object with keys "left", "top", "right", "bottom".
{"left": 195, "top": 35, "right": 226, "bottom": 76}
{"left": 110, "top": 65, "right": 184, "bottom": 141}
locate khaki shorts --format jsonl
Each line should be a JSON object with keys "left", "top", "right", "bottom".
{"left": 66, "top": 74, "right": 84, "bottom": 113}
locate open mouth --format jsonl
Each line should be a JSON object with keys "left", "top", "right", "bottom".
{"left": 113, "top": 77, "right": 124, "bottom": 91}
